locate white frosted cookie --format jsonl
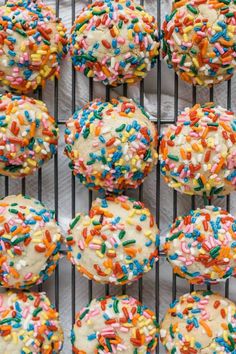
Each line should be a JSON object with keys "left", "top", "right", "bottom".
{"left": 0, "top": 0, "right": 67, "bottom": 93}
{"left": 160, "top": 291, "right": 236, "bottom": 353}
{"left": 0, "top": 290, "right": 63, "bottom": 354}
{"left": 164, "top": 206, "right": 236, "bottom": 284}
{"left": 159, "top": 103, "right": 236, "bottom": 197}
{"left": 66, "top": 195, "right": 159, "bottom": 285}
{"left": 70, "top": 0, "right": 159, "bottom": 86}
{"left": 0, "top": 194, "right": 62, "bottom": 289}
{"left": 71, "top": 295, "right": 158, "bottom": 353}
{"left": 0, "top": 93, "right": 58, "bottom": 178}
{"left": 64, "top": 97, "right": 158, "bottom": 193}
{"left": 162, "top": 0, "right": 236, "bottom": 86}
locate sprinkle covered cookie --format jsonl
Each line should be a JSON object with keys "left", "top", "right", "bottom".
{"left": 0, "top": 290, "right": 63, "bottom": 353}
{"left": 164, "top": 206, "right": 236, "bottom": 284}
{"left": 71, "top": 295, "right": 158, "bottom": 353}
{"left": 64, "top": 97, "right": 158, "bottom": 193}
{"left": 160, "top": 291, "right": 236, "bottom": 353}
{"left": 159, "top": 103, "right": 236, "bottom": 197}
{"left": 0, "top": 194, "right": 62, "bottom": 289}
{"left": 0, "top": 0, "right": 67, "bottom": 93}
{"left": 70, "top": 0, "right": 159, "bottom": 86}
{"left": 162, "top": 0, "right": 236, "bottom": 86}
{"left": 66, "top": 195, "right": 159, "bottom": 285}
{"left": 0, "top": 93, "right": 58, "bottom": 178}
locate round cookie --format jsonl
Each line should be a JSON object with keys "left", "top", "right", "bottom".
{"left": 162, "top": 0, "right": 236, "bottom": 86}
{"left": 0, "top": 0, "right": 67, "bottom": 93}
{"left": 0, "top": 194, "right": 62, "bottom": 289}
{"left": 66, "top": 195, "right": 159, "bottom": 285}
{"left": 64, "top": 97, "right": 158, "bottom": 193}
{"left": 160, "top": 291, "right": 236, "bottom": 353}
{"left": 0, "top": 290, "right": 63, "bottom": 353}
{"left": 70, "top": 0, "right": 159, "bottom": 86}
{"left": 71, "top": 295, "right": 158, "bottom": 353}
{"left": 159, "top": 103, "right": 236, "bottom": 197}
{"left": 164, "top": 206, "right": 236, "bottom": 284}
{"left": 0, "top": 93, "right": 58, "bottom": 178}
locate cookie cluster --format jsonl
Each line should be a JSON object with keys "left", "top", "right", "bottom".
{"left": 0, "top": 291, "right": 64, "bottom": 353}
{"left": 0, "top": 93, "right": 59, "bottom": 177}
{"left": 160, "top": 291, "right": 236, "bottom": 353}
{"left": 159, "top": 103, "right": 236, "bottom": 197}
{"left": 64, "top": 97, "right": 158, "bottom": 193}
{"left": 165, "top": 205, "right": 236, "bottom": 284}
{"left": 66, "top": 195, "right": 159, "bottom": 285}
{"left": 70, "top": 0, "right": 159, "bottom": 86}
{"left": 72, "top": 295, "right": 158, "bottom": 353}
{"left": 163, "top": 0, "right": 236, "bottom": 86}
{"left": 0, "top": 0, "right": 68, "bottom": 93}
{"left": 0, "top": 194, "right": 62, "bottom": 289}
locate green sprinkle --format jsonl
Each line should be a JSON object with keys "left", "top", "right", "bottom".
{"left": 228, "top": 323, "right": 234, "bottom": 333}
{"left": 75, "top": 19, "right": 89, "bottom": 31}
{"left": 33, "top": 307, "right": 42, "bottom": 317}
{"left": 65, "top": 144, "right": 72, "bottom": 153}
{"left": 15, "top": 28, "right": 27, "bottom": 37}
{"left": 133, "top": 204, "right": 142, "bottom": 209}
{"left": 115, "top": 124, "right": 126, "bottom": 132}
{"left": 87, "top": 159, "right": 96, "bottom": 165}
{"left": 122, "top": 240, "right": 136, "bottom": 246}
{"left": 180, "top": 54, "right": 186, "bottom": 66}
{"left": 144, "top": 149, "right": 151, "bottom": 161}
{"left": 118, "top": 230, "right": 126, "bottom": 239}
{"left": 101, "top": 243, "right": 106, "bottom": 254}
{"left": 83, "top": 127, "right": 90, "bottom": 139}
{"left": 168, "top": 231, "right": 182, "bottom": 241}
{"left": 105, "top": 339, "right": 112, "bottom": 352}
{"left": 167, "top": 154, "right": 179, "bottom": 161}
{"left": 210, "top": 246, "right": 220, "bottom": 258}
{"left": 170, "top": 324, "right": 174, "bottom": 339}
{"left": 113, "top": 299, "right": 119, "bottom": 313}
{"left": 118, "top": 20, "right": 123, "bottom": 29}
{"left": 92, "top": 220, "right": 100, "bottom": 226}
{"left": 226, "top": 12, "right": 234, "bottom": 18}
{"left": 92, "top": 9, "right": 106, "bottom": 15}
{"left": 186, "top": 4, "right": 199, "bottom": 14}
{"left": 9, "top": 209, "right": 18, "bottom": 214}
{"left": 80, "top": 308, "right": 89, "bottom": 320}
{"left": 207, "top": 122, "right": 219, "bottom": 127}
{"left": 11, "top": 236, "right": 26, "bottom": 246}
{"left": 0, "top": 317, "right": 20, "bottom": 325}
{"left": 117, "top": 275, "right": 128, "bottom": 282}
{"left": 70, "top": 215, "right": 80, "bottom": 229}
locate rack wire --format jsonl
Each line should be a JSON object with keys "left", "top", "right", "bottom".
{"left": 0, "top": 0, "right": 235, "bottom": 353}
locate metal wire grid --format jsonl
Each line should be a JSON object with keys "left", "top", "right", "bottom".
{"left": 0, "top": 0, "right": 234, "bottom": 353}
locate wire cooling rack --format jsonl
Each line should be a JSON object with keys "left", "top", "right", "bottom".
{"left": 0, "top": 0, "right": 235, "bottom": 353}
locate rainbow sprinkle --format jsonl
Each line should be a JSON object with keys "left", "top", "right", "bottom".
{"left": 0, "top": 0, "right": 67, "bottom": 93}
{"left": 0, "top": 194, "right": 62, "bottom": 289}
{"left": 164, "top": 205, "right": 236, "bottom": 284}
{"left": 159, "top": 103, "right": 236, "bottom": 197}
{"left": 0, "top": 290, "right": 63, "bottom": 353}
{"left": 0, "top": 93, "right": 59, "bottom": 178}
{"left": 71, "top": 295, "right": 158, "bottom": 353}
{"left": 70, "top": 0, "right": 159, "bottom": 86}
{"left": 66, "top": 195, "right": 159, "bottom": 285}
{"left": 163, "top": 0, "right": 236, "bottom": 86}
{"left": 64, "top": 97, "right": 158, "bottom": 194}
{"left": 160, "top": 291, "right": 236, "bottom": 353}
